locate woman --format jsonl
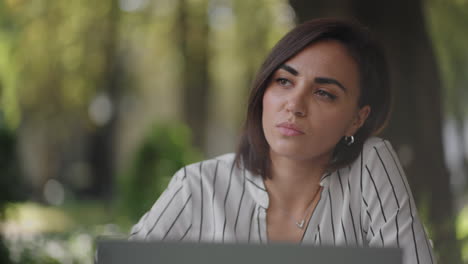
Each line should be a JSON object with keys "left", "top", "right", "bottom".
{"left": 130, "top": 18, "right": 435, "bottom": 264}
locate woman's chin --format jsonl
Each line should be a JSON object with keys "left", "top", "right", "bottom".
{"left": 270, "top": 148, "right": 313, "bottom": 161}
{"left": 270, "top": 144, "right": 333, "bottom": 163}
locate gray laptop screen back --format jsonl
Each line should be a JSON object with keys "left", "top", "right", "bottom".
{"left": 97, "top": 240, "right": 402, "bottom": 264}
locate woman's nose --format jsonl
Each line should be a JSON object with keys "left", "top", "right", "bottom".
{"left": 286, "top": 90, "right": 307, "bottom": 117}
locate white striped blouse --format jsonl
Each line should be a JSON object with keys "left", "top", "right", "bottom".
{"left": 129, "top": 137, "right": 435, "bottom": 264}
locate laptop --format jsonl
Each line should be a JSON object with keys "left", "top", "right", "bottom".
{"left": 96, "top": 240, "right": 402, "bottom": 264}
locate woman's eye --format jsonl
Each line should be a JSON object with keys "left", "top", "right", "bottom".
{"left": 315, "top": 89, "right": 337, "bottom": 100}
{"left": 276, "top": 78, "right": 291, "bottom": 86}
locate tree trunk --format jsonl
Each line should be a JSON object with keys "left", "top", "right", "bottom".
{"left": 87, "top": 0, "right": 122, "bottom": 200}
{"left": 176, "top": 0, "right": 210, "bottom": 151}
{"left": 288, "top": 1, "right": 461, "bottom": 263}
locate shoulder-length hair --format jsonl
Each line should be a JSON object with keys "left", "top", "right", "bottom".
{"left": 235, "top": 18, "right": 391, "bottom": 178}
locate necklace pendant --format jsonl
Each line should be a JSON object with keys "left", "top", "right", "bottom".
{"left": 296, "top": 220, "right": 305, "bottom": 229}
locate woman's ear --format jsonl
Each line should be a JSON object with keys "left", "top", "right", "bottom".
{"left": 346, "top": 105, "right": 371, "bottom": 136}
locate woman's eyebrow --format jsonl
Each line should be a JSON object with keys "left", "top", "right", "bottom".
{"left": 278, "top": 65, "right": 347, "bottom": 92}
{"left": 279, "top": 64, "right": 299, "bottom": 76}
{"left": 315, "top": 77, "right": 347, "bottom": 92}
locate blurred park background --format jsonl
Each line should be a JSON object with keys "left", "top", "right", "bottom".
{"left": 0, "top": 0, "right": 467, "bottom": 263}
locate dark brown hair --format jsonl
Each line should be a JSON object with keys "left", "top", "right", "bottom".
{"left": 235, "top": 18, "right": 391, "bottom": 178}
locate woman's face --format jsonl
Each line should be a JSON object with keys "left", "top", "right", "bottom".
{"left": 262, "top": 40, "right": 370, "bottom": 164}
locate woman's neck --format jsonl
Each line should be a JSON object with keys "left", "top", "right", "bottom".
{"left": 264, "top": 152, "right": 329, "bottom": 212}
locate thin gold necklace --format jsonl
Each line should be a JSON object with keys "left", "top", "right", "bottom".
{"left": 278, "top": 186, "right": 323, "bottom": 229}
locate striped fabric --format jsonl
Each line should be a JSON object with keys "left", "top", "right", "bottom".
{"left": 129, "top": 137, "right": 435, "bottom": 264}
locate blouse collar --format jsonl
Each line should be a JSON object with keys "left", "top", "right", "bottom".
{"left": 244, "top": 168, "right": 333, "bottom": 209}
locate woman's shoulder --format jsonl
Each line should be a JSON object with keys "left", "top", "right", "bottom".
{"left": 175, "top": 153, "right": 240, "bottom": 184}
{"left": 355, "top": 136, "right": 403, "bottom": 183}
{"left": 182, "top": 153, "right": 236, "bottom": 172}
{"left": 344, "top": 136, "right": 399, "bottom": 178}
{"left": 362, "top": 136, "right": 387, "bottom": 149}
{"left": 361, "top": 136, "right": 395, "bottom": 159}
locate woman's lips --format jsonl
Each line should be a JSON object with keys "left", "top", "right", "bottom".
{"left": 277, "top": 122, "right": 305, "bottom": 136}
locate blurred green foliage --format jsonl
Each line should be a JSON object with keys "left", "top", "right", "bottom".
{"left": 118, "top": 122, "right": 202, "bottom": 222}
{"left": 425, "top": 1, "right": 468, "bottom": 261}
{"left": 6, "top": 223, "right": 122, "bottom": 264}
{"left": 3, "top": 201, "right": 128, "bottom": 264}
{"left": 457, "top": 206, "right": 468, "bottom": 262}
{"left": 426, "top": 0, "right": 468, "bottom": 117}
{"left": 0, "top": 0, "right": 117, "bottom": 128}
